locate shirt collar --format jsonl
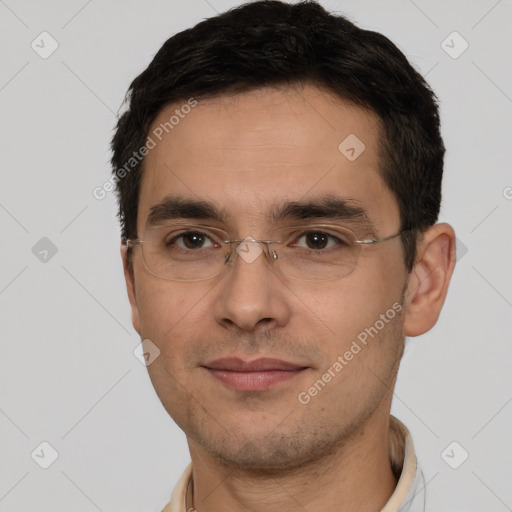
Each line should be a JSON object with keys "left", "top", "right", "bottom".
{"left": 383, "top": 416, "right": 426, "bottom": 512}
{"left": 162, "top": 416, "right": 425, "bottom": 512}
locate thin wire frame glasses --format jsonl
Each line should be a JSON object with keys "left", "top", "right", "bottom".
{"left": 126, "top": 223, "right": 408, "bottom": 282}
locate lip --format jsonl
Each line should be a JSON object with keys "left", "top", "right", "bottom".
{"left": 203, "top": 357, "right": 308, "bottom": 392}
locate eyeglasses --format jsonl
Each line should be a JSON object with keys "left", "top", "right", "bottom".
{"left": 126, "top": 223, "right": 406, "bottom": 282}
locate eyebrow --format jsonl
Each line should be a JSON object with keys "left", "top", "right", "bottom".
{"left": 270, "top": 196, "right": 373, "bottom": 227}
{"left": 146, "top": 197, "right": 227, "bottom": 228}
{"left": 145, "top": 195, "right": 376, "bottom": 234}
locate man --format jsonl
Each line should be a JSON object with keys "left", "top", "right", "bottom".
{"left": 111, "top": 1, "right": 456, "bottom": 511}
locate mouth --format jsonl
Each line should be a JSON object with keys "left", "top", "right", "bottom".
{"left": 202, "top": 357, "right": 309, "bottom": 392}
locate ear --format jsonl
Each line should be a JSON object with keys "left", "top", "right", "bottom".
{"left": 402, "top": 223, "right": 456, "bottom": 337}
{"left": 121, "top": 242, "right": 141, "bottom": 336}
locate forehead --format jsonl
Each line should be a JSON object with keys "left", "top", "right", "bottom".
{"left": 137, "top": 84, "right": 399, "bottom": 234}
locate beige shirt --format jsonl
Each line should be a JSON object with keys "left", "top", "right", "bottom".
{"left": 161, "top": 416, "right": 425, "bottom": 512}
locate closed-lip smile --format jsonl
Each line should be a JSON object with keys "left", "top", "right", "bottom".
{"left": 202, "top": 357, "right": 308, "bottom": 391}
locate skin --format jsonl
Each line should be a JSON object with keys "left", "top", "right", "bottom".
{"left": 122, "top": 84, "right": 456, "bottom": 512}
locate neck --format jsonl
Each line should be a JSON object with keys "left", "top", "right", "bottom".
{"left": 186, "top": 413, "right": 398, "bottom": 512}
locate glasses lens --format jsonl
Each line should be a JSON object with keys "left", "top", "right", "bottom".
{"left": 137, "top": 223, "right": 362, "bottom": 282}
{"left": 273, "top": 225, "right": 361, "bottom": 281}
{"left": 140, "top": 224, "right": 229, "bottom": 281}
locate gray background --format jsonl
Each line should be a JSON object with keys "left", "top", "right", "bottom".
{"left": 0, "top": 0, "right": 511, "bottom": 510}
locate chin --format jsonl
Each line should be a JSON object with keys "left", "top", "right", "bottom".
{"left": 190, "top": 419, "right": 343, "bottom": 475}
{"left": 211, "top": 440, "right": 313, "bottom": 473}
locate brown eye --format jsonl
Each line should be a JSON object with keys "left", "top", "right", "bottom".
{"left": 167, "top": 231, "right": 215, "bottom": 250}
{"left": 305, "top": 232, "right": 329, "bottom": 249}
{"left": 294, "top": 230, "right": 345, "bottom": 250}
{"left": 182, "top": 232, "right": 208, "bottom": 249}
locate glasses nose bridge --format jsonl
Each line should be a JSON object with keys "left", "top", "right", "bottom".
{"left": 226, "top": 238, "right": 278, "bottom": 269}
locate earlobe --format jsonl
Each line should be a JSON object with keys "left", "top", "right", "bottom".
{"left": 402, "top": 223, "right": 456, "bottom": 337}
{"left": 121, "top": 242, "right": 141, "bottom": 335}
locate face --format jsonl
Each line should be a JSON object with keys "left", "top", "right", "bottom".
{"left": 124, "top": 84, "right": 411, "bottom": 470}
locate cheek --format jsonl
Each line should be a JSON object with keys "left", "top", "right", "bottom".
{"left": 134, "top": 278, "right": 210, "bottom": 343}
{"left": 317, "top": 281, "right": 404, "bottom": 382}
{"left": 134, "top": 281, "right": 212, "bottom": 405}
{"left": 303, "top": 257, "right": 406, "bottom": 360}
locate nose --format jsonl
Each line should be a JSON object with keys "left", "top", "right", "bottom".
{"left": 212, "top": 239, "right": 292, "bottom": 333}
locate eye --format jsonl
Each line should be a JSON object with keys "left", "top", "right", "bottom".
{"left": 168, "top": 231, "right": 216, "bottom": 250}
{"left": 293, "top": 230, "right": 347, "bottom": 250}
